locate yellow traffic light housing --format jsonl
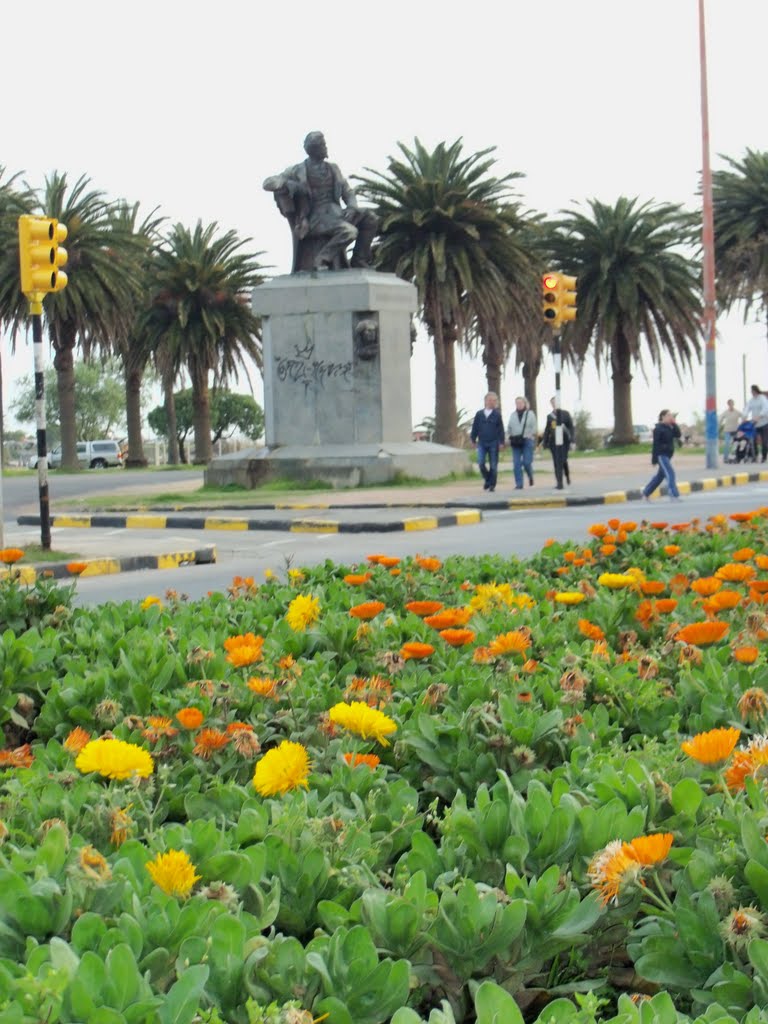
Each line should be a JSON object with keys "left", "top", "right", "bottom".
{"left": 541, "top": 271, "right": 577, "bottom": 328}
{"left": 18, "top": 215, "right": 68, "bottom": 300}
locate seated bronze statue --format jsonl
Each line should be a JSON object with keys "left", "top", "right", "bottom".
{"left": 264, "top": 131, "right": 378, "bottom": 273}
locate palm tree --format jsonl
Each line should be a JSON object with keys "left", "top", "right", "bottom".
{"left": 713, "top": 149, "right": 768, "bottom": 346}
{"left": 0, "top": 167, "right": 36, "bottom": 465}
{"left": 37, "top": 173, "right": 144, "bottom": 468}
{"left": 546, "top": 197, "right": 702, "bottom": 444}
{"left": 356, "top": 139, "right": 537, "bottom": 446}
{"left": 109, "top": 202, "right": 165, "bottom": 467}
{"left": 140, "top": 221, "right": 264, "bottom": 464}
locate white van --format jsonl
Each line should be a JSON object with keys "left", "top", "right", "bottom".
{"left": 29, "top": 440, "right": 124, "bottom": 469}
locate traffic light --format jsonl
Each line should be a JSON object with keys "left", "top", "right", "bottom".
{"left": 18, "top": 215, "right": 68, "bottom": 297}
{"left": 541, "top": 271, "right": 577, "bottom": 328}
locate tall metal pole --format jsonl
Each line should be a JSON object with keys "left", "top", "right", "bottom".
{"left": 552, "top": 329, "right": 565, "bottom": 489}
{"left": 32, "top": 309, "right": 51, "bottom": 550}
{"left": 699, "top": 0, "right": 718, "bottom": 468}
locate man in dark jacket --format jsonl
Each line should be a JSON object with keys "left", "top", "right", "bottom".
{"left": 642, "top": 409, "right": 682, "bottom": 500}
{"left": 470, "top": 392, "right": 505, "bottom": 492}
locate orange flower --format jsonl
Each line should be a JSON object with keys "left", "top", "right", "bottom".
{"left": 690, "top": 577, "right": 722, "bottom": 597}
{"left": 749, "top": 581, "right": 768, "bottom": 594}
{"left": 563, "top": 551, "right": 576, "bottom": 563}
{"left": 343, "top": 752, "right": 380, "bottom": 769}
{"left": 366, "top": 554, "right": 401, "bottom": 567}
{"left": 0, "top": 744, "right": 34, "bottom": 768}
{"left": 424, "top": 608, "right": 472, "bottom": 629}
{"left": 192, "top": 728, "right": 230, "bottom": 759}
{"left": 488, "top": 630, "right": 532, "bottom": 657}
{"left": 733, "top": 548, "right": 756, "bottom": 562}
{"left": 588, "top": 840, "right": 643, "bottom": 904}
{"left": 707, "top": 590, "right": 742, "bottom": 612}
{"left": 63, "top": 727, "right": 91, "bottom": 754}
{"left": 600, "top": 544, "right": 617, "bottom": 556}
{"left": 725, "top": 751, "right": 756, "bottom": 792}
{"left": 349, "top": 601, "right": 386, "bottom": 620}
{"left": 716, "top": 563, "right": 756, "bottom": 583}
{"left": 224, "top": 632, "right": 265, "bottom": 667}
{"left": 344, "top": 572, "right": 372, "bottom": 585}
{"left": 472, "top": 646, "right": 493, "bottom": 664}
{"left": 439, "top": 628, "right": 476, "bottom": 647}
{"left": 675, "top": 621, "right": 729, "bottom": 646}
{"left": 607, "top": 518, "right": 620, "bottom": 530}
{"left": 756, "top": 556, "right": 768, "bottom": 571}
{"left": 176, "top": 708, "right": 204, "bottom": 730}
{"left": 626, "top": 832, "right": 674, "bottom": 866}
{"left": 681, "top": 726, "right": 740, "bottom": 764}
{"left": 142, "top": 717, "right": 178, "bottom": 742}
{"left": 655, "top": 599, "right": 678, "bottom": 614}
{"left": 578, "top": 619, "right": 605, "bottom": 641}
{"left": 226, "top": 721, "right": 254, "bottom": 734}
{"left": 0, "top": 548, "right": 24, "bottom": 564}
{"left": 730, "top": 513, "right": 756, "bottom": 523}
{"left": 669, "top": 573, "right": 690, "bottom": 595}
{"left": 405, "top": 600, "right": 444, "bottom": 617}
{"left": 247, "top": 676, "right": 279, "bottom": 698}
{"left": 592, "top": 640, "right": 610, "bottom": 660}
{"left": 414, "top": 555, "right": 442, "bottom": 572}
{"left": 66, "top": 561, "right": 89, "bottom": 575}
{"left": 640, "top": 580, "right": 666, "bottom": 596}
{"left": 522, "top": 658, "right": 539, "bottom": 673}
{"left": 663, "top": 544, "right": 681, "bottom": 556}
{"left": 400, "top": 642, "right": 434, "bottom": 660}
{"left": 733, "top": 646, "right": 759, "bottom": 664}
{"left": 588, "top": 524, "right": 609, "bottom": 538}
{"left": 621, "top": 522, "right": 637, "bottom": 533}
{"left": 517, "top": 690, "right": 533, "bottom": 702}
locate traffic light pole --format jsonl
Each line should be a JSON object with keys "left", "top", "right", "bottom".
{"left": 552, "top": 329, "right": 566, "bottom": 490}
{"left": 31, "top": 302, "right": 51, "bottom": 551}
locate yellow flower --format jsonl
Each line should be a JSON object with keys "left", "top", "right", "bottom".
{"left": 287, "top": 568, "right": 306, "bottom": 584}
{"left": 681, "top": 727, "right": 740, "bottom": 764}
{"left": 253, "top": 740, "right": 311, "bottom": 796}
{"left": 328, "top": 701, "right": 397, "bottom": 746}
{"left": 597, "top": 573, "right": 637, "bottom": 590}
{"left": 554, "top": 592, "right": 586, "bottom": 605}
{"left": 285, "top": 594, "right": 320, "bottom": 632}
{"left": 146, "top": 849, "right": 200, "bottom": 898}
{"left": 140, "top": 595, "right": 163, "bottom": 611}
{"left": 75, "top": 738, "right": 154, "bottom": 781}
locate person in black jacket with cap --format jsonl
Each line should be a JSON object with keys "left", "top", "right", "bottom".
{"left": 470, "top": 392, "right": 505, "bottom": 492}
{"left": 642, "top": 409, "right": 682, "bottom": 501}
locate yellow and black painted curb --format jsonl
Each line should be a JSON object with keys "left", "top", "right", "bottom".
{"left": 1, "top": 546, "right": 217, "bottom": 584}
{"left": 17, "top": 510, "right": 482, "bottom": 534}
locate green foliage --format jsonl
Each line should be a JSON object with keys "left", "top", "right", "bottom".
{"left": 11, "top": 359, "right": 130, "bottom": 444}
{"left": 149, "top": 388, "right": 264, "bottom": 448}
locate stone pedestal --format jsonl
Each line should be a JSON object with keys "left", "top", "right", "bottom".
{"left": 205, "top": 269, "right": 470, "bottom": 488}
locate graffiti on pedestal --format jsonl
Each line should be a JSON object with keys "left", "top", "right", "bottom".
{"left": 276, "top": 341, "right": 353, "bottom": 395}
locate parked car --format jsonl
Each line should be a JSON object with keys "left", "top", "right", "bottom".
{"left": 29, "top": 440, "right": 124, "bottom": 469}
{"left": 603, "top": 424, "right": 653, "bottom": 446}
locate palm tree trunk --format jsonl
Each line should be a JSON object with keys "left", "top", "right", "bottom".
{"left": 485, "top": 360, "right": 502, "bottom": 405}
{"left": 522, "top": 357, "right": 541, "bottom": 416}
{"left": 610, "top": 332, "right": 635, "bottom": 443}
{"left": 53, "top": 328, "right": 79, "bottom": 469}
{"left": 433, "top": 328, "right": 458, "bottom": 446}
{"left": 124, "top": 364, "right": 147, "bottom": 468}
{"left": 191, "top": 365, "right": 213, "bottom": 464}
{"left": 164, "top": 378, "right": 180, "bottom": 465}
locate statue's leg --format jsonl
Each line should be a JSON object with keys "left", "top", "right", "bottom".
{"left": 350, "top": 210, "right": 378, "bottom": 268}
{"left": 313, "top": 222, "right": 357, "bottom": 270}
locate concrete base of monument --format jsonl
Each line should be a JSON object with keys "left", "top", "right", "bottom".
{"left": 204, "top": 442, "right": 471, "bottom": 489}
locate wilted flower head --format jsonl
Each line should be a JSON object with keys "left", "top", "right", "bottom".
{"left": 720, "top": 906, "right": 766, "bottom": 951}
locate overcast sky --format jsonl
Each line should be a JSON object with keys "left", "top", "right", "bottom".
{"left": 3, "top": 0, "right": 767, "bottom": 432}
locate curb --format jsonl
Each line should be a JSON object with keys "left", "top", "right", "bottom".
{"left": 17, "top": 511, "right": 483, "bottom": 535}
{"left": 3, "top": 547, "right": 217, "bottom": 584}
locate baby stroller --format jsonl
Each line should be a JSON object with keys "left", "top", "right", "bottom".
{"left": 732, "top": 421, "right": 758, "bottom": 463}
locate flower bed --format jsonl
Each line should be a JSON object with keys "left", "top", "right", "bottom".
{"left": 3, "top": 513, "right": 768, "bottom": 1023}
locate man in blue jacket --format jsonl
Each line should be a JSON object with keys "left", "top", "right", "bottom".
{"left": 470, "top": 392, "right": 505, "bottom": 492}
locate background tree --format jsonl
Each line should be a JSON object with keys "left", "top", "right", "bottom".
{"left": 0, "top": 167, "right": 36, "bottom": 464}
{"left": 12, "top": 359, "right": 127, "bottom": 444}
{"left": 713, "top": 149, "right": 768, "bottom": 349}
{"left": 148, "top": 388, "right": 264, "bottom": 464}
{"left": 141, "top": 221, "right": 264, "bottom": 465}
{"left": 110, "top": 202, "right": 165, "bottom": 468}
{"left": 546, "top": 197, "right": 702, "bottom": 444}
{"left": 29, "top": 173, "right": 144, "bottom": 468}
{"left": 357, "top": 139, "right": 536, "bottom": 445}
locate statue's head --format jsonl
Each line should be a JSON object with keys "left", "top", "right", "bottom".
{"left": 304, "top": 131, "right": 328, "bottom": 159}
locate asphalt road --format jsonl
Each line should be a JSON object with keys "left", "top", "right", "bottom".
{"left": 1, "top": 467, "right": 203, "bottom": 519}
{"left": 48, "top": 482, "right": 768, "bottom": 606}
